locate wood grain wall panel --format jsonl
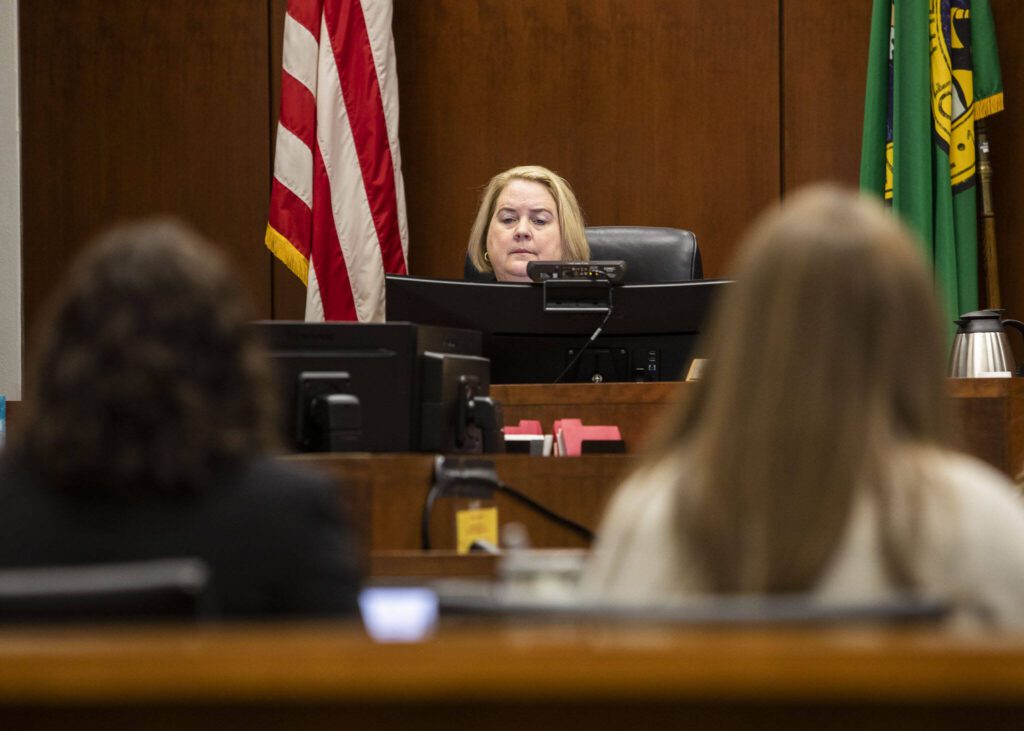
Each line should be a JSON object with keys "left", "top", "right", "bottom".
{"left": 19, "top": 2, "right": 1024, "bottom": 336}
{"left": 19, "top": 1, "right": 273, "bottom": 359}
{"left": 781, "top": 2, "right": 874, "bottom": 191}
{"left": 986, "top": 1, "right": 1024, "bottom": 331}
{"left": 393, "top": 0, "right": 780, "bottom": 280}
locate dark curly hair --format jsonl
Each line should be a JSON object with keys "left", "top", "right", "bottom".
{"left": 12, "top": 219, "right": 279, "bottom": 496}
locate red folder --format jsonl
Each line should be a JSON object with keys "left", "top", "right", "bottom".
{"left": 503, "top": 419, "right": 544, "bottom": 436}
{"left": 552, "top": 419, "right": 623, "bottom": 456}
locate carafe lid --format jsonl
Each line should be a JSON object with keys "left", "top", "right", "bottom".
{"left": 956, "top": 309, "right": 1005, "bottom": 334}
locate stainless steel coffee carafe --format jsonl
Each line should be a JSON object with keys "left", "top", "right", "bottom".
{"left": 948, "top": 310, "right": 1024, "bottom": 378}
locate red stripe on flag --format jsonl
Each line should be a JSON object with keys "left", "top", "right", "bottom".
{"left": 311, "top": 143, "right": 358, "bottom": 320}
{"left": 287, "top": 0, "right": 324, "bottom": 39}
{"left": 324, "top": 0, "right": 407, "bottom": 276}
{"left": 268, "top": 179, "right": 313, "bottom": 259}
{"left": 278, "top": 72, "right": 317, "bottom": 151}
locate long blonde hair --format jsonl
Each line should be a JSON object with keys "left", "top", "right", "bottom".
{"left": 649, "top": 185, "right": 949, "bottom": 593}
{"left": 467, "top": 165, "right": 589, "bottom": 274}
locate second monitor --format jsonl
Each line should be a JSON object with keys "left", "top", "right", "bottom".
{"left": 385, "top": 276, "right": 729, "bottom": 384}
{"left": 254, "top": 322, "right": 499, "bottom": 453}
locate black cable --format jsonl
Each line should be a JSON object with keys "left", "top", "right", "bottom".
{"left": 420, "top": 481, "right": 444, "bottom": 550}
{"left": 497, "top": 482, "right": 594, "bottom": 542}
{"left": 420, "top": 479, "right": 596, "bottom": 549}
{"left": 552, "top": 291, "right": 615, "bottom": 384}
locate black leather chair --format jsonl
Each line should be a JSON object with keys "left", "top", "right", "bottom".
{"left": 464, "top": 226, "right": 702, "bottom": 283}
{"left": 0, "top": 558, "right": 212, "bottom": 623}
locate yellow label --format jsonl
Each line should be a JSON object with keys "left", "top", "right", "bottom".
{"left": 455, "top": 507, "right": 499, "bottom": 554}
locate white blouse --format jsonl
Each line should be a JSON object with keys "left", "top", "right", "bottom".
{"left": 582, "top": 447, "right": 1024, "bottom": 629}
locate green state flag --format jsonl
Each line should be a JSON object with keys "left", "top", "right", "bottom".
{"left": 860, "top": 0, "right": 1004, "bottom": 326}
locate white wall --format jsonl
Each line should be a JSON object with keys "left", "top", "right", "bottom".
{"left": 0, "top": 0, "right": 21, "bottom": 400}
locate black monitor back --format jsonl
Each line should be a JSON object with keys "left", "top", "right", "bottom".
{"left": 255, "top": 322, "right": 481, "bottom": 451}
{"left": 385, "top": 276, "right": 728, "bottom": 384}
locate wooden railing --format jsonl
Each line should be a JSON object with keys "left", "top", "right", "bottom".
{"left": 0, "top": 622, "right": 1023, "bottom": 729}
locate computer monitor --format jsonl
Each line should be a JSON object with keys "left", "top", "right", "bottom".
{"left": 384, "top": 275, "right": 730, "bottom": 384}
{"left": 419, "top": 351, "right": 503, "bottom": 453}
{"left": 254, "top": 322, "right": 487, "bottom": 452}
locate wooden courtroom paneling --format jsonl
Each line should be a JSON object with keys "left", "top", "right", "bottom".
{"left": 370, "top": 550, "right": 499, "bottom": 579}
{"left": 20, "top": 2, "right": 1024, "bottom": 333}
{"left": 294, "top": 453, "right": 637, "bottom": 552}
{"left": 945, "top": 377, "right": 1024, "bottom": 483}
{"left": 781, "top": 1, "right": 874, "bottom": 191}
{"left": 18, "top": 1, "right": 274, "bottom": 359}
{"left": 392, "top": 0, "right": 780, "bottom": 281}
{"left": 493, "top": 381, "right": 685, "bottom": 453}
{"left": 494, "top": 378, "right": 1024, "bottom": 478}
{"left": 986, "top": 2, "right": 1024, "bottom": 333}
{"left": 285, "top": 377, "right": 1024, "bottom": 560}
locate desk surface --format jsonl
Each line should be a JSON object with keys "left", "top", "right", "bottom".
{"left": 2, "top": 622, "right": 1024, "bottom": 729}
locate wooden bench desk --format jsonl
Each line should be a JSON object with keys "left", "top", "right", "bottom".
{"left": 7, "top": 380, "right": 1023, "bottom": 563}
{"left": 1, "top": 621, "right": 1024, "bottom": 729}
{"left": 291, "top": 452, "right": 636, "bottom": 554}
{"left": 275, "top": 379, "right": 1024, "bottom": 565}
{"left": 494, "top": 379, "right": 1024, "bottom": 480}
{"left": 8, "top": 378, "right": 1023, "bottom": 476}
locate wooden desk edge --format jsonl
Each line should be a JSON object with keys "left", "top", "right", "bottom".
{"left": 2, "top": 625, "right": 1024, "bottom": 705}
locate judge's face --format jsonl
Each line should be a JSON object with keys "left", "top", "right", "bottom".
{"left": 485, "top": 179, "right": 563, "bottom": 282}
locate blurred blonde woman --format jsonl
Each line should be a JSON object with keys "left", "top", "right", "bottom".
{"left": 584, "top": 185, "right": 1024, "bottom": 628}
{"left": 467, "top": 165, "right": 589, "bottom": 282}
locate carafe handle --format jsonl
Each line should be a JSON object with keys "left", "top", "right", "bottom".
{"left": 1002, "top": 320, "right": 1024, "bottom": 376}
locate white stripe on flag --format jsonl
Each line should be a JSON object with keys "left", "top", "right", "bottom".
{"left": 268, "top": 0, "right": 407, "bottom": 323}
{"left": 282, "top": 12, "right": 319, "bottom": 97}
{"left": 305, "top": 262, "right": 324, "bottom": 322}
{"left": 362, "top": 0, "right": 409, "bottom": 265}
{"left": 273, "top": 122, "right": 314, "bottom": 209}
{"left": 315, "top": 10, "right": 386, "bottom": 323}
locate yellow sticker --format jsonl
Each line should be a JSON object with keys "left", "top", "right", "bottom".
{"left": 455, "top": 506, "right": 499, "bottom": 554}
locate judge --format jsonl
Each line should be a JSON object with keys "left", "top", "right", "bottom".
{"left": 467, "top": 165, "right": 590, "bottom": 282}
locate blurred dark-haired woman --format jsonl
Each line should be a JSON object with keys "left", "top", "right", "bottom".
{"left": 0, "top": 220, "right": 361, "bottom": 618}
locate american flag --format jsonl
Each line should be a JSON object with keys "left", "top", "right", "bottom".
{"left": 266, "top": 0, "right": 408, "bottom": 322}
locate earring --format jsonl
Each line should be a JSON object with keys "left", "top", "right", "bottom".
{"left": 484, "top": 251, "right": 490, "bottom": 263}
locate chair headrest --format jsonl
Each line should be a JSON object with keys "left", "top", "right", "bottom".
{"left": 0, "top": 558, "right": 212, "bottom": 623}
{"left": 584, "top": 226, "right": 701, "bottom": 282}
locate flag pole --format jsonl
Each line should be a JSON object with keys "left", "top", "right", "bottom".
{"left": 977, "top": 119, "right": 1001, "bottom": 310}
